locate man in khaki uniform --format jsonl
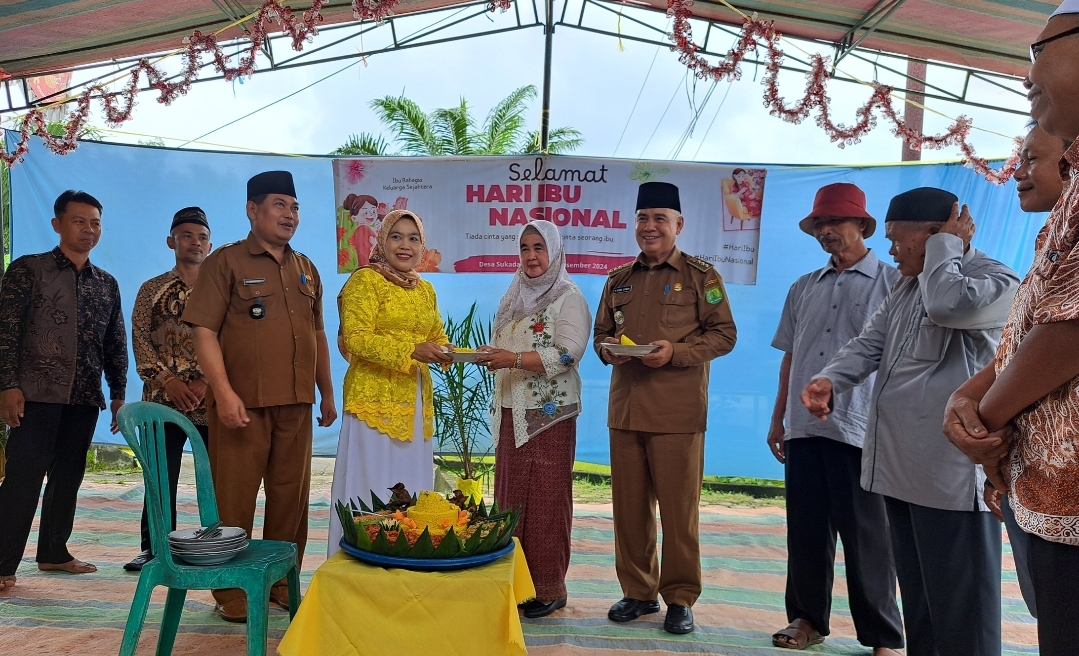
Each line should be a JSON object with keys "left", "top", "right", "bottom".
{"left": 182, "top": 171, "right": 337, "bottom": 622}
{"left": 594, "top": 181, "right": 737, "bottom": 634}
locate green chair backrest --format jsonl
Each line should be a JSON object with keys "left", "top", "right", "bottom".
{"left": 117, "top": 402, "right": 220, "bottom": 570}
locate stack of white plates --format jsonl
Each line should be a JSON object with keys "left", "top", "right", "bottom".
{"left": 168, "top": 527, "right": 249, "bottom": 566}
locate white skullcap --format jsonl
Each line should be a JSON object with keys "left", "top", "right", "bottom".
{"left": 1051, "top": 0, "right": 1079, "bottom": 18}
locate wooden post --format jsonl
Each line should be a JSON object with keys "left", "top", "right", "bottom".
{"left": 901, "top": 58, "right": 927, "bottom": 162}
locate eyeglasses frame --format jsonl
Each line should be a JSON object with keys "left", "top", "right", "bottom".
{"left": 1031, "top": 25, "right": 1079, "bottom": 63}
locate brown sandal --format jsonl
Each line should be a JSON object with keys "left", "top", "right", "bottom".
{"left": 772, "top": 618, "right": 825, "bottom": 650}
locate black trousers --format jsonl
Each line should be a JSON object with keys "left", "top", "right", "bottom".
{"left": 1001, "top": 493, "right": 1036, "bottom": 618}
{"left": 1028, "top": 532, "right": 1079, "bottom": 655}
{"left": 0, "top": 402, "right": 100, "bottom": 576}
{"left": 784, "top": 437, "right": 904, "bottom": 648}
{"left": 885, "top": 496, "right": 1002, "bottom": 656}
{"left": 139, "top": 423, "right": 209, "bottom": 553}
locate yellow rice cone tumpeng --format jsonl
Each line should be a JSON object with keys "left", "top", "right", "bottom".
{"left": 619, "top": 335, "right": 637, "bottom": 346}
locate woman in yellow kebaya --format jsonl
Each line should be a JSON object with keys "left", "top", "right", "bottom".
{"left": 328, "top": 210, "right": 451, "bottom": 556}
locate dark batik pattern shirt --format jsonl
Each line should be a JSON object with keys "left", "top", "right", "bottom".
{"left": 0, "top": 247, "right": 127, "bottom": 408}
{"left": 132, "top": 269, "right": 207, "bottom": 425}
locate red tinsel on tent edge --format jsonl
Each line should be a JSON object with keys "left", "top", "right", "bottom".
{"left": 2, "top": 0, "right": 1020, "bottom": 183}
{"left": 666, "top": 0, "right": 1019, "bottom": 183}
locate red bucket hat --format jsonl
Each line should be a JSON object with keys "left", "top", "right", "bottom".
{"left": 799, "top": 182, "right": 876, "bottom": 238}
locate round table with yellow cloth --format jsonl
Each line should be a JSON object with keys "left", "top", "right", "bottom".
{"left": 278, "top": 538, "right": 535, "bottom": 656}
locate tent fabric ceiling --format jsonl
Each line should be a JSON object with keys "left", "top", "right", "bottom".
{"left": 0, "top": 0, "right": 1055, "bottom": 79}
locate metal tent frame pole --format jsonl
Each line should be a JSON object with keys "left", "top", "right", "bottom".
{"left": 539, "top": 0, "right": 555, "bottom": 152}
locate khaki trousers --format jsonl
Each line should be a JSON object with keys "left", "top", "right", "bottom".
{"left": 209, "top": 404, "right": 313, "bottom": 605}
{"left": 609, "top": 429, "right": 704, "bottom": 608}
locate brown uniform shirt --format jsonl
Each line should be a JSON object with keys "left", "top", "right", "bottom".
{"left": 593, "top": 248, "right": 737, "bottom": 433}
{"left": 181, "top": 233, "right": 324, "bottom": 409}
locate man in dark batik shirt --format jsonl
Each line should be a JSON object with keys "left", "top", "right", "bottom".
{"left": 124, "top": 207, "right": 212, "bottom": 572}
{"left": 0, "top": 190, "right": 127, "bottom": 591}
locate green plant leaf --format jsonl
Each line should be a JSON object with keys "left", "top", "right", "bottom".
{"left": 408, "top": 527, "right": 435, "bottom": 558}
{"left": 461, "top": 525, "right": 484, "bottom": 556}
{"left": 357, "top": 496, "right": 372, "bottom": 513}
{"left": 370, "top": 490, "right": 386, "bottom": 512}
{"left": 494, "top": 508, "right": 521, "bottom": 550}
{"left": 331, "top": 132, "right": 392, "bottom": 156}
{"left": 476, "top": 521, "right": 502, "bottom": 554}
{"left": 353, "top": 518, "right": 373, "bottom": 550}
{"left": 370, "top": 527, "right": 393, "bottom": 555}
{"left": 476, "top": 498, "right": 488, "bottom": 519}
{"left": 389, "top": 527, "right": 411, "bottom": 556}
{"left": 335, "top": 501, "right": 358, "bottom": 547}
{"left": 431, "top": 527, "right": 462, "bottom": 558}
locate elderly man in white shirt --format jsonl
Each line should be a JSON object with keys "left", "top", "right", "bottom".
{"left": 802, "top": 187, "right": 1019, "bottom": 656}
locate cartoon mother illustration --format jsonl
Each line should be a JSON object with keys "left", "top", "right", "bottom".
{"left": 728, "top": 168, "right": 763, "bottom": 219}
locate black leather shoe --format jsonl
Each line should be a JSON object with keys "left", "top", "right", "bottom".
{"left": 663, "top": 604, "right": 694, "bottom": 634}
{"left": 124, "top": 550, "right": 154, "bottom": 572}
{"left": 522, "top": 597, "right": 567, "bottom": 618}
{"left": 608, "top": 597, "right": 661, "bottom": 622}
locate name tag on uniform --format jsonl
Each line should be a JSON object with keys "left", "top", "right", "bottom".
{"left": 613, "top": 285, "right": 632, "bottom": 293}
{"left": 243, "top": 278, "right": 266, "bottom": 285}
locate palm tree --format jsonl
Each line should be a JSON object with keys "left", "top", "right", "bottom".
{"left": 332, "top": 85, "right": 583, "bottom": 156}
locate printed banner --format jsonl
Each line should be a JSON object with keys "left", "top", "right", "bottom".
{"left": 333, "top": 156, "right": 766, "bottom": 284}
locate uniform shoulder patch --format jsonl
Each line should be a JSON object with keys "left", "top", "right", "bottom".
{"left": 686, "top": 255, "right": 712, "bottom": 273}
{"left": 217, "top": 240, "right": 242, "bottom": 249}
{"left": 607, "top": 262, "right": 632, "bottom": 276}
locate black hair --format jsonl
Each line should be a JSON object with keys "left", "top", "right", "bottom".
{"left": 248, "top": 194, "right": 268, "bottom": 206}
{"left": 53, "top": 190, "right": 103, "bottom": 218}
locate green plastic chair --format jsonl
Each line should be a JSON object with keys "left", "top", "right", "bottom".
{"left": 116, "top": 402, "right": 300, "bottom": 656}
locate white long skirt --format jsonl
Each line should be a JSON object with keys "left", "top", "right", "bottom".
{"left": 328, "top": 375, "right": 434, "bottom": 557}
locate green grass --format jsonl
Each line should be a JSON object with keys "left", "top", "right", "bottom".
{"left": 572, "top": 476, "right": 783, "bottom": 508}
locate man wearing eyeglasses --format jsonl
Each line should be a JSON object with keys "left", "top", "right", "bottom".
{"left": 943, "top": 2, "right": 1079, "bottom": 653}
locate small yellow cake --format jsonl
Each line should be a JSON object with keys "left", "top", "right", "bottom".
{"left": 620, "top": 335, "right": 637, "bottom": 346}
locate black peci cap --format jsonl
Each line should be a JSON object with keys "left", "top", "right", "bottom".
{"left": 247, "top": 170, "right": 297, "bottom": 200}
{"left": 885, "top": 187, "right": 957, "bottom": 223}
{"left": 636, "top": 181, "right": 680, "bottom": 212}
{"left": 170, "top": 206, "right": 209, "bottom": 231}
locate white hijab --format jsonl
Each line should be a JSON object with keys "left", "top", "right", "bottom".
{"left": 493, "top": 220, "right": 578, "bottom": 336}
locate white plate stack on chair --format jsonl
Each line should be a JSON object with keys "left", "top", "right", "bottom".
{"left": 168, "top": 522, "right": 249, "bottom": 565}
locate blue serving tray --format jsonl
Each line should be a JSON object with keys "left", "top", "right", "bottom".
{"left": 339, "top": 537, "right": 515, "bottom": 571}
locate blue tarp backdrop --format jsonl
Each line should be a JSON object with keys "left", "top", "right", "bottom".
{"left": 4, "top": 132, "right": 1045, "bottom": 478}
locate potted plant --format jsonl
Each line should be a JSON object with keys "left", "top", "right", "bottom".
{"left": 431, "top": 303, "right": 494, "bottom": 505}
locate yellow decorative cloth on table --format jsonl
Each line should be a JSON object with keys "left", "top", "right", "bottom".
{"left": 277, "top": 538, "right": 535, "bottom": 656}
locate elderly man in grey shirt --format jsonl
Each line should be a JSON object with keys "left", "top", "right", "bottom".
{"left": 768, "top": 183, "right": 903, "bottom": 654}
{"left": 803, "top": 187, "right": 1019, "bottom": 656}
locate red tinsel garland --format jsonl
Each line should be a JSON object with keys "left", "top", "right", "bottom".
{"left": 666, "top": 0, "right": 1020, "bottom": 183}
{"left": 1, "top": 0, "right": 511, "bottom": 168}
{"left": 1, "top": 0, "right": 1019, "bottom": 183}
